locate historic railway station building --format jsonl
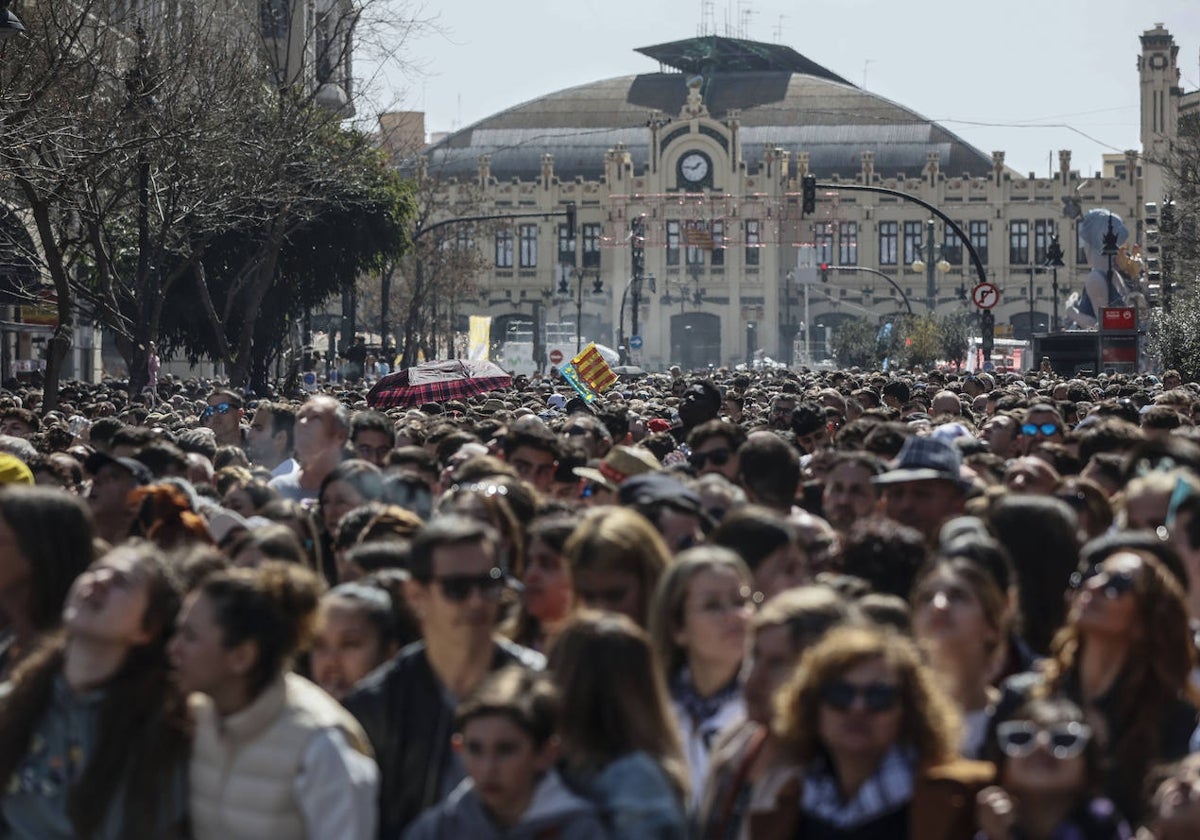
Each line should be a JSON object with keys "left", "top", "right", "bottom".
{"left": 406, "top": 25, "right": 1193, "bottom": 370}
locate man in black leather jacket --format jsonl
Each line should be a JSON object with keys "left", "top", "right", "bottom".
{"left": 344, "top": 516, "right": 544, "bottom": 838}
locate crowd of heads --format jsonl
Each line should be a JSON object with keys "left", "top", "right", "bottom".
{"left": 3, "top": 360, "right": 1200, "bottom": 837}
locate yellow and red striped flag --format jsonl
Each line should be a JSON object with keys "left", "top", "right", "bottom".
{"left": 561, "top": 343, "right": 618, "bottom": 404}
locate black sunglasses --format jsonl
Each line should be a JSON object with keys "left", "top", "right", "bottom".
{"left": 562, "top": 425, "right": 592, "bottom": 436}
{"left": 201, "top": 402, "right": 234, "bottom": 420}
{"left": 819, "top": 680, "right": 900, "bottom": 713}
{"left": 1069, "top": 568, "right": 1136, "bottom": 599}
{"left": 431, "top": 568, "right": 506, "bottom": 603}
{"left": 690, "top": 447, "right": 732, "bottom": 469}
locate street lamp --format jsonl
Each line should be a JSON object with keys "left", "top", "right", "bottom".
{"left": 557, "top": 267, "right": 601, "bottom": 352}
{"left": 911, "top": 218, "right": 950, "bottom": 313}
{"left": 1044, "top": 234, "right": 1065, "bottom": 331}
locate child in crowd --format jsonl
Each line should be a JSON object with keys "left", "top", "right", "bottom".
{"left": 403, "top": 666, "right": 604, "bottom": 839}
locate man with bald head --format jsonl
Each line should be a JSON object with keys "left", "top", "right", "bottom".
{"left": 268, "top": 395, "right": 349, "bottom": 501}
{"left": 931, "top": 390, "right": 962, "bottom": 416}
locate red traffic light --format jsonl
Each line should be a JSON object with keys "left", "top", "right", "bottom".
{"left": 819, "top": 262, "right": 829, "bottom": 271}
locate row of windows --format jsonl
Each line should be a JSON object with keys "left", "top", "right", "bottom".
{"left": 493, "top": 219, "right": 1088, "bottom": 269}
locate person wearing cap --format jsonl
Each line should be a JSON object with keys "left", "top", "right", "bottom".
{"left": 874, "top": 436, "right": 969, "bottom": 548}
{"left": 85, "top": 451, "right": 152, "bottom": 545}
{"left": 0, "top": 452, "right": 33, "bottom": 486}
{"left": 573, "top": 445, "right": 662, "bottom": 505}
{"left": 619, "top": 473, "right": 710, "bottom": 555}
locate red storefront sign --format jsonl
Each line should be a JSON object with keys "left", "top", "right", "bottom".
{"left": 1100, "top": 307, "right": 1137, "bottom": 331}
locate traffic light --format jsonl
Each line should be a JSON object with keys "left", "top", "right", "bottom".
{"left": 630, "top": 216, "right": 645, "bottom": 280}
{"left": 819, "top": 262, "right": 830, "bottom": 283}
{"left": 592, "top": 276, "right": 604, "bottom": 294}
{"left": 565, "top": 202, "right": 577, "bottom": 238}
{"left": 801, "top": 175, "right": 816, "bottom": 215}
{"left": 980, "top": 310, "right": 995, "bottom": 357}
{"left": 557, "top": 276, "right": 569, "bottom": 295}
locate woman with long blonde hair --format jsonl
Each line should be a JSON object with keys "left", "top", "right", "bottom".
{"left": 563, "top": 506, "right": 671, "bottom": 628}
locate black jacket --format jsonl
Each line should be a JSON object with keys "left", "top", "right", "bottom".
{"left": 343, "top": 638, "right": 545, "bottom": 839}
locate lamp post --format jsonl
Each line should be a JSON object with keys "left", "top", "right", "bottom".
{"left": 1027, "top": 264, "right": 1040, "bottom": 337}
{"left": 557, "top": 267, "right": 600, "bottom": 352}
{"left": 1045, "top": 234, "right": 1065, "bottom": 331}
{"left": 911, "top": 218, "right": 950, "bottom": 313}
{"left": 782, "top": 269, "right": 798, "bottom": 366}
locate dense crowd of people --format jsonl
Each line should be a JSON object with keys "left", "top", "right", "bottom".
{"left": 3, "top": 361, "right": 1200, "bottom": 838}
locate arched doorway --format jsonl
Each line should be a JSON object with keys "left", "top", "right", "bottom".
{"left": 670, "top": 312, "right": 720, "bottom": 371}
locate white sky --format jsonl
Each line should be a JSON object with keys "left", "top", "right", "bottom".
{"left": 371, "top": 0, "right": 1200, "bottom": 178}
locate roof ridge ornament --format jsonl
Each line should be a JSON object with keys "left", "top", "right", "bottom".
{"left": 682, "top": 75, "right": 709, "bottom": 119}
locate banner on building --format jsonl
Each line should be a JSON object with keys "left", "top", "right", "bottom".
{"left": 468, "top": 316, "right": 491, "bottom": 361}
{"left": 561, "top": 342, "right": 618, "bottom": 404}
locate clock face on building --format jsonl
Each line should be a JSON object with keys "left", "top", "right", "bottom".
{"left": 678, "top": 151, "right": 711, "bottom": 186}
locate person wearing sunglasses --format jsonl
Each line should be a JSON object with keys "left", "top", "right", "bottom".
{"left": 201, "top": 389, "right": 244, "bottom": 448}
{"left": 993, "top": 535, "right": 1198, "bottom": 823}
{"left": 686, "top": 420, "right": 745, "bottom": 483}
{"left": 756, "top": 625, "right": 992, "bottom": 839}
{"left": 1018, "top": 404, "right": 1066, "bottom": 455}
{"left": 976, "top": 698, "right": 1130, "bottom": 840}
{"left": 344, "top": 516, "right": 544, "bottom": 839}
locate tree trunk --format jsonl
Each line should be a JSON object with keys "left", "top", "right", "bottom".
{"left": 227, "top": 216, "right": 288, "bottom": 387}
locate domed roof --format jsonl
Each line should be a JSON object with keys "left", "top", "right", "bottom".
{"left": 423, "top": 36, "right": 994, "bottom": 183}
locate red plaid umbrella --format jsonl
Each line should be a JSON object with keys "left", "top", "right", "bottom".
{"left": 367, "top": 359, "right": 512, "bottom": 409}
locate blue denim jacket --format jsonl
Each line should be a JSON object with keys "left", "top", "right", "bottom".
{"left": 589, "top": 751, "right": 687, "bottom": 840}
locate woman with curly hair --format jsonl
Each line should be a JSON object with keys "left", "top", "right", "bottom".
{"left": 0, "top": 540, "right": 189, "bottom": 839}
{"left": 755, "top": 625, "right": 993, "bottom": 839}
{"left": 995, "top": 532, "right": 1199, "bottom": 822}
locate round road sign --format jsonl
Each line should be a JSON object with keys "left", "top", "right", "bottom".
{"left": 972, "top": 282, "right": 1000, "bottom": 310}
{"left": 630, "top": 335, "right": 643, "bottom": 350}
{"left": 549, "top": 349, "right": 564, "bottom": 365}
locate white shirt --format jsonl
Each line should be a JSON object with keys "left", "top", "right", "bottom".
{"left": 294, "top": 728, "right": 378, "bottom": 840}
